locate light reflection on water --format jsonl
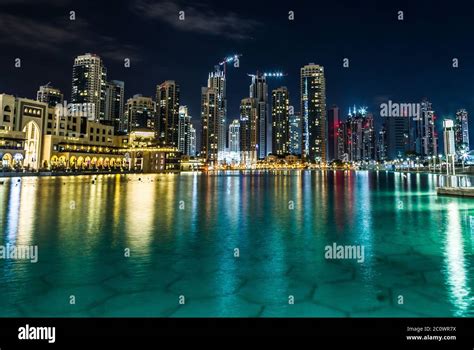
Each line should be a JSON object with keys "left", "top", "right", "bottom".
{"left": 445, "top": 202, "right": 472, "bottom": 316}
{"left": 0, "top": 171, "right": 472, "bottom": 317}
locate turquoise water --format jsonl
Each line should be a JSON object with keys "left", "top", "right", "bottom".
{"left": 0, "top": 171, "right": 473, "bottom": 317}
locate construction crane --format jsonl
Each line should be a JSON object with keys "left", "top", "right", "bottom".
{"left": 247, "top": 71, "right": 287, "bottom": 79}
{"left": 218, "top": 54, "right": 242, "bottom": 74}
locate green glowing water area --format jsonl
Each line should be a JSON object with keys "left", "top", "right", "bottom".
{"left": 0, "top": 170, "right": 472, "bottom": 317}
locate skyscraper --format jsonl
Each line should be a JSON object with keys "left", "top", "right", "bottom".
{"left": 71, "top": 53, "right": 107, "bottom": 121}
{"left": 300, "top": 63, "right": 326, "bottom": 163}
{"left": 208, "top": 67, "right": 227, "bottom": 160}
{"left": 37, "top": 83, "right": 63, "bottom": 107}
{"left": 455, "top": 108, "right": 469, "bottom": 152}
{"left": 377, "top": 126, "right": 387, "bottom": 162}
{"left": 339, "top": 107, "right": 376, "bottom": 162}
{"left": 271, "top": 87, "right": 290, "bottom": 156}
{"left": 178, "top": 106, "right": 192, "bottom": 155}
{"left": 337, "top": 121, "right": 346, "bottom": 161}
{"left": 201, "top": 87, "right": 219, "bottom": 164}
{"left": 125, "top": 94, "right": 156, "bottom": 132}
{"left": 289, "top": 109, "right": 301, "bottom": 155}
{"left": 249, "top": 73, "right": 269, "bottom": 159}
{"left": 104, "top": 80, "right": 124, "bottom": 132}
{"left": 156, "top": 80, "right": 180, "bottom": 148}
{"left": 385, "top": 115, "right": 411, "bottom": 160}
{"left": 361, "top": 112, "right": 376, "bottom": 161}
{"left": 415, "top": 99, "right": 437, "bottom": 157}
{"left": 240, "top": 97, "right": 258, "bottom": 165}
{"left": 189, "top": 124, "right": 197, "bottom": 157}
{"left": 229, "top": 119, "right": 240, "bottom": 153}
{"left": 327, "top": 106, "right": 339, "bottom": 161}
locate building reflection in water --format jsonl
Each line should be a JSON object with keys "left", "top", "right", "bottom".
{"left": 6, "top": 179, "right": 21, "bottom": 244}
{"left": 124, "top": 176, "right": 156, "bottom": 255}
{"left": 0, "top": 171, "right": 473, "bottom": 317}
{"left": 17, "top": 179, "right": 36, "bottom": 246}
{"left": 444, "top": 202, "right": 472, "bottom": 316}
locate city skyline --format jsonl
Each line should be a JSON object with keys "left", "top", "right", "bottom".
{"left": 2, "top": 0, "right": 474, "bottom": 334}
{"left": 1, "top": 50, "right": 470, "bottom": 162}
{"left": 2, "top": 0, "right": 474, "bottom": 141}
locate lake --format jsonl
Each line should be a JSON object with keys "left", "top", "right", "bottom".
{"left": 0, "top": 170, "right": 473, "bottom": 317}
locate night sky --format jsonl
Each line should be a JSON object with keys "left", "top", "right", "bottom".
{"left": 1, "top": 0, "right": 474, "bottom": 142}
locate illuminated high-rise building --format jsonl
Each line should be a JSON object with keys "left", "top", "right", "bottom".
{"left": 201, "top": 87, "right": 219, "bottom": 164}
{"left": 229, "top": 119, "right": 240, "bottom": 153}
{"left": 337, "top": 121, "right": 346, "bottom": 160}
{"left": 104, "top": 80, "right": 124, "bottom": 132}
{"left": 271, "top": 87, "right": 290, "bottom": 156}
{"left": 178, "top": 106, "right": 192, "bottom": 155}
{"left": 300, "top": 63, "right": 326, "bottom": 163}
{"left": 71, "top": 53, "right": 107, "bottom": 121}
{"left": 327, "top": 106, "right": 339, "bottom": 161}
{"left": 249, "top": 73, "right": 269, "bottom": 159}
{"left": 240, "top": 97, "right": 258, "bottom": 165}
{"left": 339, "top": 107, "right": 375, "bottom": 162}
{"left": 384, "top": 115, "right": 411, "bottom": 160}
{"left": 189, "top": 124, "right": 197, "bottom": 157}
{"left": 455, "top": 108, "right": 469, "bottom": 152}
{"left": 415, "top": 99, "right": 437, "bottom": 157}
{"left": 156, "top": 80, "right": 180, "bottom": 147}
{"left": 207, "top": 66, "right": 227, "bottom": 160}
{"left": 125, "top": 94, "right": 156, "bottom": 132}
{"left": 377, "top": 126, "right": 387, "bottom": 161}
{"left": 289, "top": 109, "right": 301, "bottom": 155}
{"left": 37, "top": 83, "right": 63, "bottom": 108}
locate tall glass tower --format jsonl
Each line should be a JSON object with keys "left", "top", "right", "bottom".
{"left": 249, "top": 73, "right": 269, "bottom": 159}
{"left": 300, "top": 63, "right": 326, "bottom": 163}
{"left": 208, "top": 66, "right": 227, "bottom": 161}
{"left": 71, "top": 53, "right": 107, "bottom": 121}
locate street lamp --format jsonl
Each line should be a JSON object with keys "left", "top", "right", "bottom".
{"left": 438, "top": 154, "right": 443, "bottom": 173}
{"left": 428, "top": 156, "right": 431, "bottom": 172}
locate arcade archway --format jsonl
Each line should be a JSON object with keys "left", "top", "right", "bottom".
{"left": 23, "top": 121, "right": 41, "bottom": 170}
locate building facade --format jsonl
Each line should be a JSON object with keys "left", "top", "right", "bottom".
{"left": 240, "top": 97, "right": 258, "bottom": 165}
{"left": 415, "top": 99, "right": 437, "bottom": 157}
{"left": 327, "top": 106, "right": 339, "bottom": 161}
{"left": 178, "top": 105, "right": 192, "bottom": 155}
{"left": 377, "top": 126, "right": 387, "bottom": 162}
{"left": 249, "top": 73, "right": 269, "bottom": 159}
{"left": 207, "top": 67, "right": 227, "bottom": 160}
{"left": 71, "top": 53, "right": 107, "bottom": 121}
{"left": 229, "top": 119, "right": 240, "bottom": 153}
{"left": 271, "top": 87, "right": 290, "bottom": 156}
{"left": 0, "top": 93, "right": 179, "bottom": 173}
{"left": 125, "top": 95, "right": 156, "bottom": 132}
{"left": 105, "top": 80, "right": 125, "bottom": 132}
{"left": 37, "top": 84, "right": 63, "bottom": 108}
{"left": 384, "top": 115, "right": 411, "bottom": 160}
{"left": 156, "top": 81, "right": 180, "bottom": 148}
{"left": 455, "top": 108, "right": 469, "bottom": 153}
{"left": 201, "top": 87, "right": 219, "bottom": 164}
{"left": 338, "top": 108, "right": 376, "bottom": 162}
{"left": 289, "top": 109, "right": 301, "bottom": 155}
{"left": 188, "top": 124, "right": 197, "bottom": 157}
{"left": 300, "top": 63, "right": 326, "bottom": 163}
